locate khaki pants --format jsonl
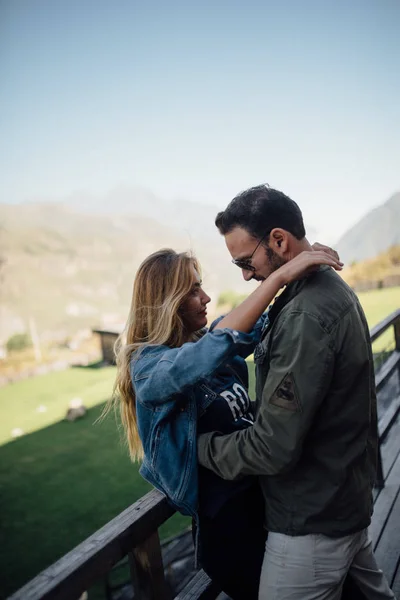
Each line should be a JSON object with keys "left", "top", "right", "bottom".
{"left": 258, "top": 528, "right": 396, "bottom": 600}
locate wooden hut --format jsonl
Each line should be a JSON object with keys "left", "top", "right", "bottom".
{"left": 93, "top": 327, "right": 123, "bottom": 364}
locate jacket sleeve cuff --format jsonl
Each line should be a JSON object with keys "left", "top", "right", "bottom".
{"left": 212, "top": 326, "right": 256, "bottom": 345}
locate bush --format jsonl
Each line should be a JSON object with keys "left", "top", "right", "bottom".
{"left": 217, "top": 290, "right": 248, "bottom": 309}
{"left": 6, "top": 333, "right": 32, "bottom": 353}
{"left": 388, "top": 245, "right": 400, "bottom": 266}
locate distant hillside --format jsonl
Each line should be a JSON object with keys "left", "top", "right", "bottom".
{"left": 341, "top": 244, "right": 400, "bottom": 290}
{"left": 3, "top": 186, "right": 396, "bottom": 343}
{"left": 0, "top": 202, "right": 256, "bottom": 342}
{"left": 0, "top": 187, "right": 322, "bottom": 343}
{"left": 336, "top": 193, "right": 400, "bottom": 263}
{"left": 30, "top": 185, "right": 320, "bottom": 244}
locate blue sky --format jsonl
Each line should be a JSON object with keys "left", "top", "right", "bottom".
{"left": 1, "top": 0, "right": 399, "bottom": 241}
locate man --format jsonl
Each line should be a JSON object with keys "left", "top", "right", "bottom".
{"left": 198, "top": 185, "right": 395, "bottom": 600}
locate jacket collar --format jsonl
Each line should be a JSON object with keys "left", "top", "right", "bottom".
{"left": 267, "top": 265, "right": 331, "bottom": 327}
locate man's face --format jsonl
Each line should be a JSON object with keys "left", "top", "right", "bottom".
{"left": 225, "top": 226, "right": 286, "bottom": 281}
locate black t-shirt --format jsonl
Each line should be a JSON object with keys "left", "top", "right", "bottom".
{"left": 197, "top": 356, "right": 256, "bottom": 518}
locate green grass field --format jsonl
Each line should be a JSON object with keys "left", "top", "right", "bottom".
{"left": 0, "top": 286, "right": 399, "bottom": 597}
{"left": 358, "top": 286, "right": 400, "bottom": 356}
{"left": 356, "top": 286, "right": 399, "bottom": 328}
{"left": 0, "top": 367, "right": 189, "bottom": 598}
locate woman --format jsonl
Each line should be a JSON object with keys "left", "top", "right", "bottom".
{"left": 111, "top": 247, "right": 350, "bottom": 599}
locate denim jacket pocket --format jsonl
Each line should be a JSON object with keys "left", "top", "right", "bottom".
{"left": 198, "top": 383, "right": 217, "bottom": 415}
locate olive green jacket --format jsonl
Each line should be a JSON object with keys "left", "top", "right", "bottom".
{"left": 198, "top": 267, "right": 378, "bottom": 536}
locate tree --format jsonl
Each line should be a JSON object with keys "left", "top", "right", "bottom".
{"left": 6, "top": 333, "right": 32, "bottom": 353}
{"left": 387, "top": 245, "right": 400, "bottom": 266}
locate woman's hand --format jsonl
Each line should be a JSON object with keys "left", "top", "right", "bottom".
{"left": 215, "top": 247, "right": 342, "bottom": 334}
{"left": 311, "top": 242, "right": 340, "bottom": 262}
{"left": 272, "top": 249, "right": 343, "bottom": 288}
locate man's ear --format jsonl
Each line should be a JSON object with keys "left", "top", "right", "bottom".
{"left": 269, "top": 228, "right": 287, "bottom": 254}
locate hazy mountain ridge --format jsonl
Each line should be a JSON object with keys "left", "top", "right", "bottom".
{"left": 336, "top": 192, "right": 400, "bottom": 263}
{"left": 1, "top": 188, "right": 398, "bottom": 342}
{"left": 39, "top": 185, "right": 320, "bottom": 243}
{"left": 0, "top": 200, "right": 254, "bottom": 342}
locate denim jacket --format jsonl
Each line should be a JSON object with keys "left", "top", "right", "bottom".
{"left": 131, "top": 316, "right": 267, "bottom": 519}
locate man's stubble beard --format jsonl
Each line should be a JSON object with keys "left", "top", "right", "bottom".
{"left": 253, "top": 247, "right": 286, "bottom": 282}
{"left": 265, "top": 246, "right": 286, "bottom": 273}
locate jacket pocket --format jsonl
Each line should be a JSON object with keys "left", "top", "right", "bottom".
{"left": 198, "top": 384, "right": 217, "bottom": 415}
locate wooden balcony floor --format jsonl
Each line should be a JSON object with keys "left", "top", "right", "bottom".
{"left": 371, "top": 407, "right": 400, "bottom": 598}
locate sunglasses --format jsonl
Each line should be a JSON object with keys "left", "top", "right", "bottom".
{"left": 231, "top": 230, "right": 271, "bottom": 272}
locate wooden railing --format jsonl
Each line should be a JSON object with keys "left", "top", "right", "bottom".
{"left": 371, "top": 309, "right": 400, "bottom": 488}
{"left": 9, "top": 491, "right": 175, "bottom": 600}
{"left": 371, "top": 308, "right": 400, "bottom": 393}
{"left": 9, "top": 309, "right": 400, "bottom": 600}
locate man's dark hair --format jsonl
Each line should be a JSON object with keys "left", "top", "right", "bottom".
{"left": 215, "top": 184, "right": 306, "bottom": 240}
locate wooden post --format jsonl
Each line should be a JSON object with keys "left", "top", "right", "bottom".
{"left": 394, "top": 318, "right": 400, "bottom": 393}
{"left": 129, "top": 530, "right": 172, "bottom": 600}
{"left": 394, "top": 317, "right": 400, "bottom": 398}
{"left": 394, "top": 317, "right": 400, "bottom": 352}
{"left": 29, "top": 316, "right": 42, "bottom": 362}
{"left": 375, "top": 441, "right": 385, "bottom": 489}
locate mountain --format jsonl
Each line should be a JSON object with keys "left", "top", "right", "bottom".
{"left": 336, "top": 193, "right": 400, "bottom": 264}
{"left": 0, "top": 186, "right": 345, "bottom": 343}
{"left": 65, "top": 185, "right": 225, "bottom": 242}
{"left": 0, "top": 200, "right": 257, "bottom": 342}
{"left": 45, "top": 185, "right": 320, "bottom": 243}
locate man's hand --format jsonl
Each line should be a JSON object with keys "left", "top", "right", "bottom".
{"left": 312, "top": 242, "right": 340, "bottom": 262}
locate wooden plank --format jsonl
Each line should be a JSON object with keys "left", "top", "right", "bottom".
{"left": 376, "top": 352, "right": 400, "bottom": 393}
{"left": 9, "top": 489, "right": 174, "bottom": 600}
{"left": 174, "top": 570, "right": 221, "bottom": 600}
{"left": 370, "top": 450, "right": 400, "bottom": 548}
{"left": 382, "top": 415, "right": 400, "bottom": 476}
{"left": 129, "top": 530, "right": 172, "bottom": 600}
{"left": 378, "top": 394, "right": 400, "bottom": 443}
{"left": 370, "top": 310, "right": 400, "bottom": 343}
{"left": 395, "top": 317, "right": 400, "bottom": 352}
{"left": 375, "top": 413, "right": 400, "bottom": 498}
{"left": 163, "top": 531, "right": 194, "bottom": 567}
{"left": 391, "top": 562, "right": 400, "bottom": 598}
{"left": 373, "top": 482, "right": 400, "bottom": 584}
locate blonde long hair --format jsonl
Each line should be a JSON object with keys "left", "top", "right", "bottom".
{"left": 109, "top": 249, "right": 202, "bottom": 462}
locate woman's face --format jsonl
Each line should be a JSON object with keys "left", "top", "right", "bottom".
{"left": 179, "top": 267, "right": 211, "bottom": 333}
